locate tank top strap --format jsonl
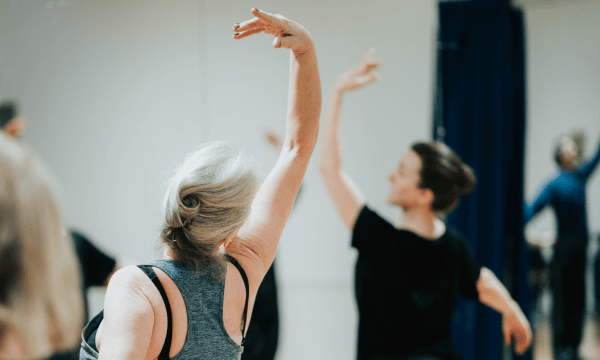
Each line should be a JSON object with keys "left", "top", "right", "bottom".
{"left": 137, "top": 265, "right": 173, "bottom": 360}
{"left": 224, "top": 255, "right": 250, "bottom": 346}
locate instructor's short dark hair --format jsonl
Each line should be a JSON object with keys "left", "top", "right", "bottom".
{"left": 411, "top": 141, "right": 476, "bottom": 213}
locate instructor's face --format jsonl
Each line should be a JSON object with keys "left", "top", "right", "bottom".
{"left": 386, "top": 150, "right": 422, "bottom": 209}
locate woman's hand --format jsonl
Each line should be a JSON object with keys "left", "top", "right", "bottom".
{"left": 234, "top": 8, "right": 313, "bottom": 57}
{"left": 333, "top": 49, "right": 380, "bottom": 93}
{"left": 502, "top": 305, "right": 533, "bottom": 355}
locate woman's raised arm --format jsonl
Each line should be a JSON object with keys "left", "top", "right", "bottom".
{"left": 230, "top": 9, "right": 321, "bottom": 284}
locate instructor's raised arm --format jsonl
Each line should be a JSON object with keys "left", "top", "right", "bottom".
{"left": 318, "top": 50, "right": 379, "bottom": 229}
{"left": 580, "top": 131, "right": 600, "bottom": 179}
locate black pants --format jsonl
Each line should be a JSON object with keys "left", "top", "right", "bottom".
{"left": 551, "top": 240, "right": 586, "bottom": 357}
{"left": 241, "top": 262, "right": 279, "bottom": 360}
{"left": 529, "top": 246, "right": 549, "bottom": 309}
{"left": 594, "top": 234, "right": 600, "bottom": 315}
{"left": 595, "top": 254, "right": 600, "bottom": 314}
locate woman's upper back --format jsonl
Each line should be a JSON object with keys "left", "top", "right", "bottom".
{"left": 91, "top": 259, "right": 247, "bottom": 360}
{"left": 152, "top": 260, "right": 244, "bottom": 360}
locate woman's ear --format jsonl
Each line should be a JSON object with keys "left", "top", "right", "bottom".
{"left": 222, "top": 228, "right": 241, "bottom": 251}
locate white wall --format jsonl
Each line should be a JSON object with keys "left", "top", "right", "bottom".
{"left": 0, "top": 0, "right": 208, "bottom": 259}
{"left": 0, "top": 1, "right": 437, "bottom": 359}
{"left": 521, "top": 0, "right": 600, "bottom": 244}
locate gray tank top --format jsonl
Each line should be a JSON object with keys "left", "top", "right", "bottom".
{"left": 79, "top": 259, "right": 245, "bottom": 360}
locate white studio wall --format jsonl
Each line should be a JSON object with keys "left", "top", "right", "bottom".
{"left": 0, "top": 0, "right": 208, "bottom": 259}
{"left": 0, "top": 1, "right": 437, "bottom": 359}
{"left": 522, "top": 0, "right": 600, "bottom": 246}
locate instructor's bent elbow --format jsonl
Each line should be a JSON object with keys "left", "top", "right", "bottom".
{"left": 476, "top": 267, "right": 495, "bottom": 299}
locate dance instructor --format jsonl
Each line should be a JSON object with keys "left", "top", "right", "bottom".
{"left": 318, "top": 50, "right": 531, "bottom": 360}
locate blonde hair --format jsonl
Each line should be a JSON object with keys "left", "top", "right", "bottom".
{"left": 0, "top": 133, "right": 83, "bottom": 358}
{"left": 160, "top": 141, "right": 260, "bottom": 282}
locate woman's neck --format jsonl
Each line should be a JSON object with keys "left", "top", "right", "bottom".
{"left": 399, "top": 206, "right": 446, "bottom": 240}
{"left": 163, "top": 247, "right": 177, "bottom": 261}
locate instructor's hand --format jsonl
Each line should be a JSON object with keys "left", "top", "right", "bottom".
{"left": 233, "top": 8, "right": 313, "bottom": 57}
{"left": 502, "top": 306, "right": 532, "bottom": 355}
{"left": 334, "top": 49, "right": 380, "bottom": 93}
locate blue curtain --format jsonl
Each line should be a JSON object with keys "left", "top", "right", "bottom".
{"left": 435, "top": 1, "right": 530, "bottom": 359}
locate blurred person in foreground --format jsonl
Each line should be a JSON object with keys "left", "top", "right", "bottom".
{"left": 318, "top": 50, "right": 532, "bottom": 360}
{"left": 0, "top": 99, "right": 121, "bottom": 359}
{"left": 79, "top": 8, "right": 321, "bottom": 360}
{"left": 0, "top": 132, "right": 84, "bottom": 359}
{"left": 525, "top": 132, "right": 600, "bottom": 360}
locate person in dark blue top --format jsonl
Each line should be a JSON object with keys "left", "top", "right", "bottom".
{"left": 524, "top": 133, "right": 600, "bottom": 360}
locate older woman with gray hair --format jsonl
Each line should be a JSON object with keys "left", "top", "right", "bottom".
{"left": 79, "top": 8, "right": 321, "bottom": 360}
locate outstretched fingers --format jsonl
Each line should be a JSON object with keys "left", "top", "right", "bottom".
{"left": 358, "top": 48, "right": 380, "bottom": 72}
{"left": 357, "top": 73, "right": 379, "bottom": 87}
{"left": 234, "top": 27, "right": 266, "bottom": 40}
{"left": 233, "top": 9, "right": 287, "bottom": 41}
{"left": 365, "top": 60, "right": 381, "bottom": 72}
{"left": 231, "top": 8, "right": 312, "bottom": 53}
{"left": 234, "top": 17, "right": 264, "bottom": 33}
{"left": 251, "top": 8, "right": 286, "bottom": 28}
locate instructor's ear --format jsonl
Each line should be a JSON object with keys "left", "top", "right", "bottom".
{"left": 418, "top": 188, "right": 435, "bottom": 208}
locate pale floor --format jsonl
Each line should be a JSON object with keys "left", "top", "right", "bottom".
{"left": 533, "top": 314, "right": 600, "bottom": 360}
{"left": 531, "top": 234, "right": 600, "bottom": 360}
{"left": 532, "top": 288, "right": 600, "bottom": 360}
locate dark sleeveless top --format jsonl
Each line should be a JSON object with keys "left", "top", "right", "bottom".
{"left": 79, "top": 256, "right": 249, "bottom": 360}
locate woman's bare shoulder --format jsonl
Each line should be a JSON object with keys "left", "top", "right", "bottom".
{"left": 97, "top": 266, "right": 159, "bottom": 357}
{"left": 104, "top": 265, "right": 163, "bottom": 311}
{"left": 107, "top": 266, "right": 150, "bottom": 292}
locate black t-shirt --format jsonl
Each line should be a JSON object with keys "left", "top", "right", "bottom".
{"left": 352, "top": 206, "right": 481, "bottom": 360}
{"left": 71, "top": 230, "right": 117, "bottom": 320}
{"left": 48, "top": 231, "right": 116, "bottom": 360}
